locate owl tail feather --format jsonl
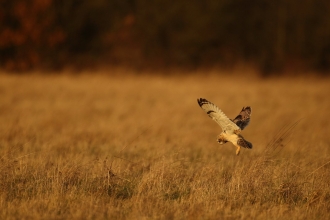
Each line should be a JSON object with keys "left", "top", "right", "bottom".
{"left": 237, "top": 136, "right": 253, "bottom": 149}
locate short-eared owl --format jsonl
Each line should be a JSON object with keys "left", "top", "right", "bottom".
{"left": 197, "top": 98, "right": 252, "bottom": 155}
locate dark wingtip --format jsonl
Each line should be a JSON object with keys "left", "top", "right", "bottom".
{"left": 197, "top": 98, "right": 201, "bottom": 106}
{"left": 197, "top": 98, "right": 207, "bottom": 107}
{"left": 245, "top": 106, "right": 252, "bottom": 113}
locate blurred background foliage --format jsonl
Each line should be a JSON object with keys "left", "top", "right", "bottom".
{"left": 1, "top": 0, "right": 330, "bottom": 75}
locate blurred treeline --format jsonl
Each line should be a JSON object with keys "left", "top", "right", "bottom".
{"left": 1, "top": 0, "right": 330, "bottom": 75}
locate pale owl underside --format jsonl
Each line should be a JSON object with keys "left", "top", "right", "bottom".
{"left": 197, "top": 98, "right": 252, "bottom": 155}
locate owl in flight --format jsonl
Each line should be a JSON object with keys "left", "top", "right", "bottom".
{"left": 197, "top": 98, "right": 252, "bottom": 155}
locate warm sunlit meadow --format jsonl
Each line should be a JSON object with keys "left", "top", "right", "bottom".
{"left": 0, "top": 69, "right": 330, "bottom": 219}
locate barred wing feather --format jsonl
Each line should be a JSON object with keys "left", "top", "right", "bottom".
{"left": 233, "top": 106, "right": 252, "bottom": 130}
{"left": 197, "top": 98, "right": 240, "bottom": 134}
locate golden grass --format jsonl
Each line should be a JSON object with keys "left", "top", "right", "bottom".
{"left": 0, "top": 69, "right": 330, "bottom": 219}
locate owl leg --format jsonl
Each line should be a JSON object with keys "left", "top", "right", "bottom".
{"left": 235, "top": 146, "right": 241, "bottom": 155}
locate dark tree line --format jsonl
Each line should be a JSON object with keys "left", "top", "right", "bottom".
{"left": 1, "top": 0, "right": 330, "bottom": 74}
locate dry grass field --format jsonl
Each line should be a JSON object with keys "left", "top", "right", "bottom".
{"left": 0, "top": 69, "right": 330, "bottom": 219}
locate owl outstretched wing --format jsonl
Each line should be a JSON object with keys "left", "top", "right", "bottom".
{"left": 232, "top": 106, "right": 251, "bottom": 130}
{"left": 197, "top": 98, "right": 240, "bottom": 133}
